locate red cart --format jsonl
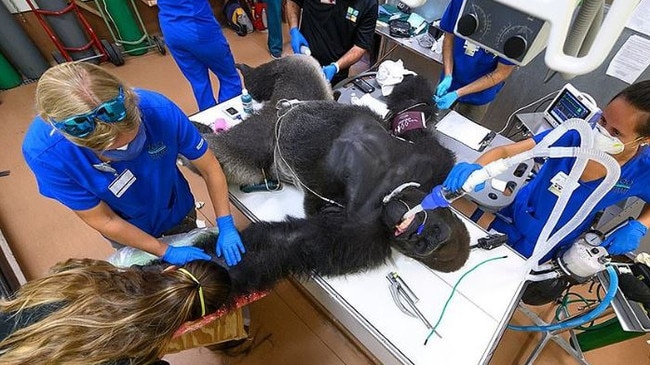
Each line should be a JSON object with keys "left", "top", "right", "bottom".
{"left": 25, "top": 0, "right": 123, "bottom": 66}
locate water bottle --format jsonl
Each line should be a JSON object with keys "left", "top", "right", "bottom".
{"left": 300, "top": 45, "right": 312, "bottom": 56}
{"left": 241, "top": 88, "right": 253, "bottom": 115}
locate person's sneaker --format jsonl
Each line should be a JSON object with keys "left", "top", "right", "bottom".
{"left": 270, "top": 51, "right": 282, "bottom": 59}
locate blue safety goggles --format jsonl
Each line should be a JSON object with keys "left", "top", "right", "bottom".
{"left": 50, "top": 86, "right": 127, "bottom": 138}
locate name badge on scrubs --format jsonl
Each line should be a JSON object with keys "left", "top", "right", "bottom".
{"left": 109, "top": 169, "right": 136, "bottom": 198}
{"left": 320, "top": 0, "right": 335, "bottom": 4}
{"left": 548, "top": 171, "right": 579, "bottom": 197}
{"left": 464, "top": 40, "right": 479, "bottom": 56}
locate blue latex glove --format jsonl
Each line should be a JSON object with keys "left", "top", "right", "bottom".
{"left": 162, "top": 245, "right": 211, "bottom": 265}
{"left": 436, "top": 75, "right": 453, "bottom": 97}
{"left": 434, "top": 91, "right": 459, "bottom": 110}
{"left": 216, "top": 215, "right": 246, "bottom": 266}
{"left": 290, "top": 27, "right": 310, "bottom": 54}
{"left": 442, "top": 162, "right": 485, "bottom": 193}
{"left": 602, "top": 220, "right": 647, "bottom": 255}
{"left": 322, "top": 64, "right": 337, "bottom": 81}
{"left": 421, "top": 185, "right": 451, "bottom": 210}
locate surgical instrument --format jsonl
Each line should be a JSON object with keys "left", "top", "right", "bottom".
{"left": 386, "top": 272, "right": 441, "bottom": 338}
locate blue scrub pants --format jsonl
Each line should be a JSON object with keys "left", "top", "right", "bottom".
{"left": 165, "top": 28, "right": 242, "bottom": 111}
{"left": 266, "top": 0, "right": 283, "bottom": 56}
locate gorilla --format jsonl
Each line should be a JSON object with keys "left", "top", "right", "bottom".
{"left": 189, "top": 55, "right": 471, "bottom": 296}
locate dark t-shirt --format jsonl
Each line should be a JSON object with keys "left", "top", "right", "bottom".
{"left": 292, "top": 0, "right": 378, "bottom": 69}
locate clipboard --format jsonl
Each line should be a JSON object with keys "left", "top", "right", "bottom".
{"left": 435, "top": 111, "right": 495, "bottom": 152}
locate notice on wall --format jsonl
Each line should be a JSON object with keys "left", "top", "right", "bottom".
{"left": 626, "top": 0, "right": 650, "bottom": 37}
{"left": 606, "top": 35, "right": 650, "bottom": 84}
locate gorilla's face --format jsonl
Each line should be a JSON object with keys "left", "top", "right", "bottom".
{"left": 382, "top": 188, "right": 470, "bottom": 272}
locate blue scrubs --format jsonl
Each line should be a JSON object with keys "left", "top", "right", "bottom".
{"left": 157, "top": 0, "right": 242, "bottom": 111}
{"left": 22, "top": 89, "right": 209, "bottom": 238}
{"left": 439, "top": 0, "right": 514, "bottom": 105}
{"left": 491, "top": 130, "right": 650, "bottom": 261}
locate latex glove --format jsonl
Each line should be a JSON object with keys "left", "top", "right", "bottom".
{"left": 421, "top": 185, "right": 451, "bottom": 210}
{"left": 434, "top": 91, "right": 459, "bottom": 110}
{"left": 602, "top": 220, "right": 647, "bottom": 255}
{"left": 436, "top": 74, "right": 453, "bottom": 97}
{"left": 290, "top": 27, "right": 310, "bottom": 54}
{"left": 216, "top": 215, "right": 246, "bottom": 266}
{"left": 442, "top": 162, "right": 485, "bottom": 193}
{"left": 322, "top": 64, "right": 338, "bottom": 81}
{"left": 162, "top": 245, "right": 211, "bottom": 265}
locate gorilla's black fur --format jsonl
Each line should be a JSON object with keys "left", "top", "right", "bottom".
{"left": 192, "top": 56, "right": 470, "bottom": 296}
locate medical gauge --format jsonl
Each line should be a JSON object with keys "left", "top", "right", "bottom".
{"left": 454, "top": 0, "right": 640, "bottom": 75}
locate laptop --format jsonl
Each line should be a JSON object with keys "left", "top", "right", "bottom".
{"left": 544, "top": 83, "right": 601, "bottom": 128}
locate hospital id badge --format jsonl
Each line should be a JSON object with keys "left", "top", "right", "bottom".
{"left": 464, "top": 40, "right": 479, "bottom": 56}
{"left": 109, "top": 169, "right": 136, "bottom": 198}
{"left": 548, "top": 171, "right": 579, "bottom": 197}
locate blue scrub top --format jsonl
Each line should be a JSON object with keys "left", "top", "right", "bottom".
{"left": 22, "top": 89, "right": 209, "bottom": 238}
{"left": 493, "top": 129, "right": 650, "bottom": 260}
{"left": 439, "top": 0, "right": 514, "bottom": 105}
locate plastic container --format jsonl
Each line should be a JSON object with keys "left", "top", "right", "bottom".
{"left": 300, "top": 45, "right": 311, "bottom": 56}
{"left": 241, "top": 88, "right": 253, "bottom": 114}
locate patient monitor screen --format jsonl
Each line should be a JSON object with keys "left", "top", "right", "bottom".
{"left": 547, "top": 89, "right": 591, "bottom": 126}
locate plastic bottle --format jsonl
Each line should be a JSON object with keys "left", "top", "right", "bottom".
{"left": 300, "top": 45, "right": 312, "bottom": 56}
{"left": 241, "top": 88, "right": 253, "bottom": 115}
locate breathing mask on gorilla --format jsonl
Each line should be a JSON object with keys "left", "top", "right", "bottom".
{"left": 381, "top": 186, "right": 450, "bottom": 257}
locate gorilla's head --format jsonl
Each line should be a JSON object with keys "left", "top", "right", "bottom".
{"left": 382, "top": 187, "right": 470, "bottom": 272}
{"left": 236, "top": 55, "right": 333, "bottom": 103}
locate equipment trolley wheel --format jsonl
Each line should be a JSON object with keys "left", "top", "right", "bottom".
{"left": 151, "top": 35, "right": 167, "bottom": 55}
{"left": 101, "top": 40, "right": 125, "bottom": 66}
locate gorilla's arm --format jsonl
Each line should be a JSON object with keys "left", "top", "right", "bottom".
{"left": 227, "top": 212, "right": 392, "bottom": 296}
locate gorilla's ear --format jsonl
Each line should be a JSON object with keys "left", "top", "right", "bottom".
{"left": 235, "top": 61, "right": 276, "bottom": 101}
{"left": 235, "top": 63, "right": 253, "bottom": 78}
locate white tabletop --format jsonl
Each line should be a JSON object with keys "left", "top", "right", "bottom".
{"left": 190, "top": 98, "right": 529, "bottom": 365}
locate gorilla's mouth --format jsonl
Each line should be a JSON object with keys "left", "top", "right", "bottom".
{"left": 394, "top": 214, "right": 415, "bottom": 236}
{"left": 382, "top": 188, "right": 452, "bottom": 256}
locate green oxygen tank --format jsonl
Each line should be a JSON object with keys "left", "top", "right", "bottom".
{"left": 575, "top": 318, "right": 645, "bottom": 352}
{"left": 99, "top": 0, "right": 146, "bottom": 56}
{"left": 0, "top": 51, "right": 22, "bottom": 90}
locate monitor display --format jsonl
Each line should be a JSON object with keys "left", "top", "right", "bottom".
{"left": 544, "top": 84, "right": 600, "bottom": 128}
{"left": 549, "top": 89, "right": 590, "bottom": 124}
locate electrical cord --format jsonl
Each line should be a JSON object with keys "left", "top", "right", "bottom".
{"left": 424, "top": 255, "right": 508, "bottom": 344}
{"left": 497, "top": 89, "right": 561, "bottom": 135}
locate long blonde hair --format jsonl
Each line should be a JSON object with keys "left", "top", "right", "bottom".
{"left": 0, "top": 259, "right": 231, "bottom": 365}
{"left": 35, "top": 62, "right": 141, "bottom": 151}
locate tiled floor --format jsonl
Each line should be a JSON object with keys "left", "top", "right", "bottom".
{"left": 0, "top": 25, "right": 648, "bottom": 365}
